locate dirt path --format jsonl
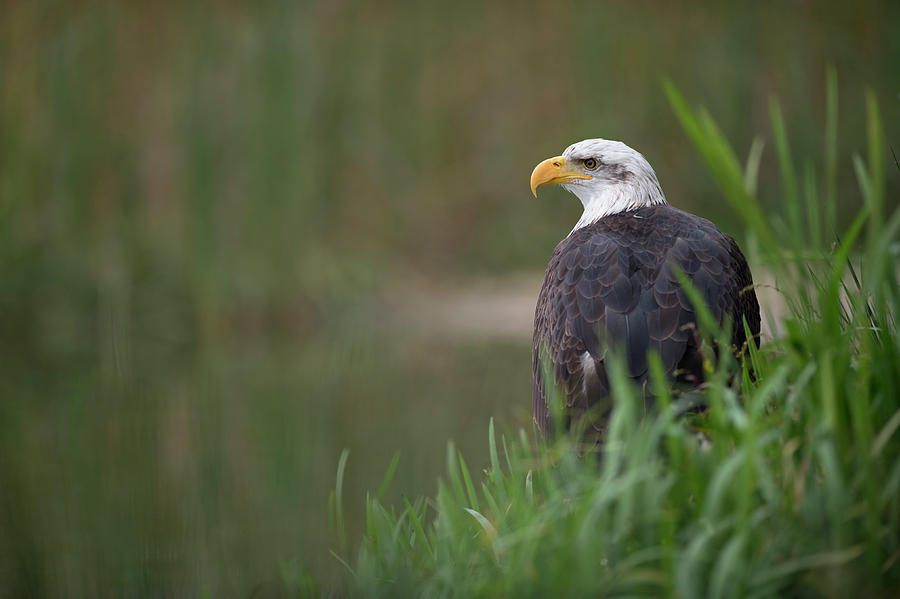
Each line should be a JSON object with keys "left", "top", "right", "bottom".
{"left": 381, "top": 270, "right": 787, "bottom": 344}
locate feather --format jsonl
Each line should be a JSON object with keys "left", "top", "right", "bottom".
{"left": 533, "top": 204, "right": 760, "bottom": 433}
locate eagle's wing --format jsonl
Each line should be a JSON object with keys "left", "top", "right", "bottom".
{"left": 532, "top": 210, "right": 758, "bottom": 432}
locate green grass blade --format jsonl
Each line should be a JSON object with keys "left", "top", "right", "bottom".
{"left": 769, "top": 98, "right": 802, "bottom": 249}
{"left": 446, "top": 441, "right": 467, "bottom": 505}
{"left": 376, "top": 452, "right": 401, "bottom": 502}
{"left": 865, "top": 89, "right": 884, "bottom": 239}
{"left": 457, "top": 451, "right": 480, "bottom": 510}
{"left": 334, "top": 449, "right": 350, "bottom": 554}
{"left": 744, "top": 136, "right": 765, "bottom": 197}
{"left": 824, "top": 65, "right": 839, "bottom": 238}
{"left": 803, "top": 160, "right": 821, "bottom": 249}
{"left": 404, "top": 497, "right": 435, "bottom": 562}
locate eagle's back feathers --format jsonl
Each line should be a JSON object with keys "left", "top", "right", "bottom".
{"left": 532, "top": 204, "right": 760, "bottom": 433}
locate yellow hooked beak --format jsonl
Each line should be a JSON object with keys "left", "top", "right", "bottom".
{"left": 530, "top": 155, "right": 592, "bottom": 197}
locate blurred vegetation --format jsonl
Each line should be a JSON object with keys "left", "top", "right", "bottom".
{"left": 0, "top": 0, "right": 898, "bottom": 595}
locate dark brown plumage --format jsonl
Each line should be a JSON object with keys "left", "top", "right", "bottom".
{"left": 532, "top": 204, "right": 760, "bottom": 433}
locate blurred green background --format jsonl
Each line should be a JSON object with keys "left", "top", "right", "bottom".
{"left": 1, "top": 0, "right": 898, "bottom": 594}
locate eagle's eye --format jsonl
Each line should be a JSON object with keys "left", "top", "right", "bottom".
{"left": 583, "top": 158, "right": 599, "bottom": 170}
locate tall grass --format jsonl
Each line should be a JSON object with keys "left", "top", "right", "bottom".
{"left": 328, "top": 80, "right": 900, "bottom": 598}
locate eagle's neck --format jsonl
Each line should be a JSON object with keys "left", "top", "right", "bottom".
{"left": 569, "top": 177, "right": 667, "bottom": 234}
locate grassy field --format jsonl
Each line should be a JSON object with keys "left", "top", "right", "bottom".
{"left": 331, "top": 84, "right": 900, "bottom": 597}
{"left": 1, "top": 2, "right": 899, "bottom": 596}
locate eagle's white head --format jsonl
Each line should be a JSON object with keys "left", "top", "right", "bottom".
{"left": 530, "top": 138, "right": 667, "bottom": 232}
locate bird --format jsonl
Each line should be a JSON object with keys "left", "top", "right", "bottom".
{"left": 530, "top": 138, "right": 760, "bottom": 435}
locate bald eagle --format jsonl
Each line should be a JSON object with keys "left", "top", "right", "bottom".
{"left": 530, "top": 139, "right": 760, "bottom": 433}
